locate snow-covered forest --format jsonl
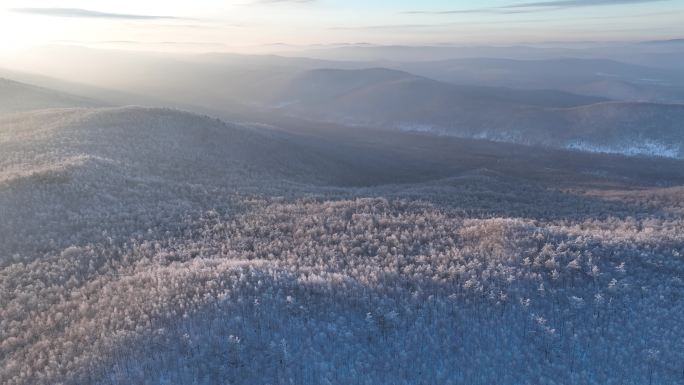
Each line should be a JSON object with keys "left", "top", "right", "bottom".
{"left": 1, "top": 106, "right": 683, "bottom": 385}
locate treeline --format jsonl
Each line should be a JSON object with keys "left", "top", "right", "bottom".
{"left": 2, "top": 197, "right": 683, "bottom": 384}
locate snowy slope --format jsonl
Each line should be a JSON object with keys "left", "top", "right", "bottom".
{"left": 1, "top": 105, "right": 684, "bottom": 385}
{"left": 0, "top": 106, "right": 388, "bottom": 257}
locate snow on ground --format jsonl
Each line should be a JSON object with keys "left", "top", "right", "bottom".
{"left": 1, "top": 107, "right": 684, "bottom": 385}
{"left": 566, "top": 140, "right": 681, "bottom": 158}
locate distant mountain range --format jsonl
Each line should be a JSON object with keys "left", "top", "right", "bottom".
{"left": 270, "top": 68, "right": 684, "bottom": 158}
{"left": 393, "top": 57, "right": 684, "bottom": 103}
{"left": 2, "top": 51, "right": 684, "bottom": 159}
{"left": 0, "top": 77, "right": 102, "bottom": 113}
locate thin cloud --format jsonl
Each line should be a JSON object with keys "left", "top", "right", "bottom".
{"left": 238, "top": 0, "right": 315, "bottom": 4}
{"left": 504, "top": 0, "right": 666, "bottom": 8}
{"left": 232, "top": 0, "right": 315, "bottom": 7}
{"left": 10, "top": 7, "right": 190, "bottom": 20}
{"left": 404, "top": 9, "right": 531, "bottom": 15}
{"left": 52, "top": 39, "right": 229, "bottom": 48}
{"left": 405, "top": 0, "right": 668, "bottom": 15}
{"left": 329, "top": 18, "right": 556, "bottom": 31}
{"left": 330, "top": 24, "right": 439, "bottom": 31}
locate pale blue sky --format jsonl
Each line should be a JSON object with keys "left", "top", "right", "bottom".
{"left": 1, "top": 0, "right": 682, "bottom": 52}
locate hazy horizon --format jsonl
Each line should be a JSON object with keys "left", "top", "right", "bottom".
{"left": 1, "top": 0, "right": 683, "bottom": 54}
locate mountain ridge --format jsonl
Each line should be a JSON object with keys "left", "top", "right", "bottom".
{"left": 271, "top": 68, "right": 684, "bottom": 158}
{"left": 0, "top": 77, "right": 104, "bottom": 113}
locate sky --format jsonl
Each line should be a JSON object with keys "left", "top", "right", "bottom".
{"left": 1, "top": 0, "right": 683, "bottom": 53}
